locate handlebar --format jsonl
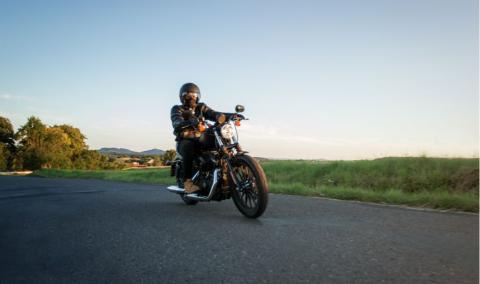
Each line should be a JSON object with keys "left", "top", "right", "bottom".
{"left": 231, "top": 116, "right": 248, "bottom": 121}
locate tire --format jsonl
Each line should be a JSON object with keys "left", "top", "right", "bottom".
{"left": 230, "top": 155, "right": 269, "bottom": 218}
{"left": 176, "top": 163, "right": 199, "bottom": 206}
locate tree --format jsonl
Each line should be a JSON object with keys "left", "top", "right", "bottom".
{"left": 41, "top": 125, "right": 88, "bottom": 169}
{"left": 162, "top": 149, "right": 176, "bottom": 165}
{"left": 42, "top": 127, "right": 73, "bottom": 169}
{"left": 15, "top": 116, "right": 47, "bottom": 170}
{"left": 0, "top": 116, "right": 16, "bottom": 170}
{"left": 73, "top": 150, "right": 124, "bottom": 170}
{"left": 152, "top": 155, "right": 163, "bottom": 166}
{"left": 73, "top": 150, "right": 103, "bottom": 169}
{"left": 0, "top": 144, "right": 8, "bottom": 171}
{"left": 11, "top": 115, "right": 127, "bottom": 170}
{"left": 0, "top": 116, "right": 15, "bottom": 146}
{"left": 53, "top": 124, "right": 87, "bottom": 155}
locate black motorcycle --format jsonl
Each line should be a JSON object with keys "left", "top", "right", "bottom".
{"left": 167, "top": 105, "right": 268, "bottom": 218}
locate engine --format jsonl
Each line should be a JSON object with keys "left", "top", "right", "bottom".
{"left": 196, "top": 152, "right": 217, "bottom": 172}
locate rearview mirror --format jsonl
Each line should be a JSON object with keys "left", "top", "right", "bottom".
{"left": 235, "top": 105, "right": 245, "bottom": 113}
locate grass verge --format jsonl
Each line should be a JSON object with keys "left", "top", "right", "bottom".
{"left": 269, "top": 182, "right": 478, "bottom": 212}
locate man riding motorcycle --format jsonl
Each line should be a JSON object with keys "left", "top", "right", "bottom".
{"left": 170, "top": 83, "right": 243, "bottom": 194}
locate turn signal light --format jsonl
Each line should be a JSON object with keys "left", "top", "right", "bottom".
{"left": 198, "top": 123, "right": 206, "bottom": 132}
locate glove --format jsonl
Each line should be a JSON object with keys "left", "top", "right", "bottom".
{"left": 188, "top": 117, "right": 200, "bottom": 127}
{"left": 230, "top": 113, "right": 245, "bottom": 120}
{"left": 182, "top": 109, "right": 194, "bottom": 120}
{"left": 216, "top": 113, "right": 227, "bottom": 124}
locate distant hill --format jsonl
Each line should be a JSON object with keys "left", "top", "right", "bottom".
{"left": 98, "top": 148, "right": 138, "bottom": 155}
{"left": 98, "top": 148, "right": 165, "bottom": 156}
{"left": 140, "top": 149, "right": 165, "bottom": 155}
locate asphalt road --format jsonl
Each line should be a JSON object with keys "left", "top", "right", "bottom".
{"left": 0, "top": 176, "right": 478, "bottom": 284}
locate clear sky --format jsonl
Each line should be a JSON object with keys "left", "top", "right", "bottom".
{"left": 0, "top": 0, "right": 478, "bottom": 159}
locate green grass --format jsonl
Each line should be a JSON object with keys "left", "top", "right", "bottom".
{"left": 269, "top": 183, "right": 478, "bottom": 212}
{"left": 262, "top": 157, "right": 479, "bottom": 194}
{"left": 32, "top": 157, "right": 479, "bottom": 212}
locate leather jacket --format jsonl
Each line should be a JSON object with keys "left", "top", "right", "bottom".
{"left": 171, "top": 103, "right": 223, "bottom": 141}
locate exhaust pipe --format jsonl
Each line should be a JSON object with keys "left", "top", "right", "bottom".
{"left": 166, "top": 169, "right": 220, "bottom": 201}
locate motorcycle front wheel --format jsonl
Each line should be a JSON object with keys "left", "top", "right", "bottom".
{"left": 230, "top": 155, "right": 269, "bottom": 218}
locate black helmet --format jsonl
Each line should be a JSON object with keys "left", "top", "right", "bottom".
{"left": 179, "top": 83, "right": 201, "bottom": 104}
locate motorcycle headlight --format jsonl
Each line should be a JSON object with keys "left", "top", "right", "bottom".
{"left": 220, "top": 124, "right": 235, "bottom": 140}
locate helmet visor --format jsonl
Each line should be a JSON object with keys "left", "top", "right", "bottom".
{"left": 182, "top": 92, "right": 198, "bottom": 101}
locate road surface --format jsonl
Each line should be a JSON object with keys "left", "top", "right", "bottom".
{"left": 0, "top": 176, "right": 478, "bottom": 283}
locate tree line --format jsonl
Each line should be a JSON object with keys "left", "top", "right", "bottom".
{"left": 0, "top": 115, "right": 174, "bottom": 171}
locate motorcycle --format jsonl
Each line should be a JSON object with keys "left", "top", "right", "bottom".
{"left": 167, "top": 105, "right": 269, "bottom": 218}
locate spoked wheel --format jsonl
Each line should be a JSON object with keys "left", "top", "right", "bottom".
{"left": 230, "top": 155, "right": 268, "bottom": 218}
{"left": 176, "top": 164, "right": 198, "bottom": 206}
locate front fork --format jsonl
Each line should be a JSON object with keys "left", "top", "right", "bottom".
{"left": 214, "top": 129, "right": 246, "bottom": 192}
{"left": 223, "top": 157, "right": 249, "bottom": 193}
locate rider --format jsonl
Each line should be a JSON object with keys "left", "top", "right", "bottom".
{"left": 170, "top": 83, "right": 240, "bottom": 193}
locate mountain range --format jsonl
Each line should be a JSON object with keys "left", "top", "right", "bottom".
{"left": 97, "top": 148, "right": 165, "bottom": 156}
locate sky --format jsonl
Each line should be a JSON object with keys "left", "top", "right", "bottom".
{"left": 0, "top": 0, "right": 478, "bottom": 160}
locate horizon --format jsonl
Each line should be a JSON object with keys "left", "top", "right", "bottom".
{"left": 2, "top": 115, "right": 480, "bottom": 160}
{"left": 1, "top": 0, "right": 478, "bottom": 160}
{"left": 94, "top": 146, "right": 480, "bottom": 161}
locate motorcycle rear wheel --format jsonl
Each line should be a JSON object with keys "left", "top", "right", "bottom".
{"left": 230, "top": 155, "right": 269, "bottom": 218}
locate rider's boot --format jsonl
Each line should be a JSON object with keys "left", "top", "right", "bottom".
{"left": 184, "top": 179, "right": 200, "bottom": 194}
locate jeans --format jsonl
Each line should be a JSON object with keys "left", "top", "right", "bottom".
{"left": 177, "top": 139, "right": 201, "bottom": 181}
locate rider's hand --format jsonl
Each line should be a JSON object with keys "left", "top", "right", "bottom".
{"left": 182, "top": 109, "right": 194, "bottom": 120}
{"left": 188, "top": 117, "right": 200, "bottom": 127}
{"left": 216, "top": 114, "right": 227, "bottom": 124}
{"left": 231, "top": 114, "right": 245, "bottom": 120}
